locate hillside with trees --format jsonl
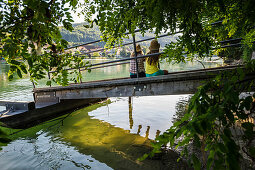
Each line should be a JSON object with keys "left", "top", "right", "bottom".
{"left": 59, "top": 23, "right": 178, "bottom": 50}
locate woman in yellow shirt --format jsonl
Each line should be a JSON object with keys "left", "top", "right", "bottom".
{"left": 145, "top": 40, "right": 168, "bottom": 77}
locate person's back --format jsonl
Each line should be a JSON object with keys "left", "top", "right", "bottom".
{"left": 145, "top": 40, "right": 168, "bottom": 77}
{"left": 145, "top": 52, "right": 159, "bottom": 74}
{"left": 129, "top": 44, "right": 145, "bottom": 78}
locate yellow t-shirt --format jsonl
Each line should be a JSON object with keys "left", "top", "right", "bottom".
{"left": 145, "top": 58, "right": 159, "bottom": 74}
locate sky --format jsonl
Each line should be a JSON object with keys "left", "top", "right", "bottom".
{"left": 62, "top": 0, "right": 86, "bottom": 24}
{"left": 70, "top": 8, "right": 85, "bottom": 23}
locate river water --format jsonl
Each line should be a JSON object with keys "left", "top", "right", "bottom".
{"left": 0, "top": 58, "right": 222, "bottom": 169}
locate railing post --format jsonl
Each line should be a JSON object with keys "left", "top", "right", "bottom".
{"left": 32, "top": 82, "right": 35, "bottom": 89}
{"left": 47, "top": 72, "right": 51, "bottom": 87}
{"left": 132, "top": 34, "right": 139, "bottom": 78}
{"left": 78, "top": 61, "right": 82, "bottom": 83}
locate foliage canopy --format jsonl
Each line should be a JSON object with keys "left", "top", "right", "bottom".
{"left": 1, "top": 0, "right": 255, "bottom": 169}
{"left": 84, "top": 0, "right": 255, "bottom": 169}
{"left": 0, "top": 0, "right": 90, "bottom": 85}
{"left": 86, "top": 0, "right": 255, "bottom": 62}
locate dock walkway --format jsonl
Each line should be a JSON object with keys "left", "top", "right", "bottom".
{"left": 33, "top": 65, "right": 252, "bottom": 101}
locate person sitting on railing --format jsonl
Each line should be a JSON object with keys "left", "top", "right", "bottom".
{"left": 145, "top": 40, "right": 168, "bottom": 77}
{"left": 129, "top": 44, "right": 146, "bottom": 78}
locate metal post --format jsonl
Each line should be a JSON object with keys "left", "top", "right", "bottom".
{"left": 132, "top": 35, "right": 139, "bottom": 78}
{"left": 32, "top": 81, "right": 36, "bottom": 103}
{"left": 79, "top": 67, "right": 82, "bottom": 83}
{"left": 47, "top": 72, "right": 51, "bottom": 87}
{"left": 78, "top": 61, "right": 82, "bottom": 83}
{"left": 32, "top": 82, "right": 35, "bottom": 89}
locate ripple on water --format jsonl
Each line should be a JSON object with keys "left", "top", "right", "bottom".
{"left": 0, "top": 132, "right": 112, "bottom": 170}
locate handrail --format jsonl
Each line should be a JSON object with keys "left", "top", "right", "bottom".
{"left": 47, "top": 30, "right": 178, "bottom": 74}
{"left": 65, "top": 29, "right": 141, "bottom": 50}
{"left": 45, "top": 20, "right": 244, "bottom": 87}
{"left": 74, "top": 32, "right": 180, "bottom": 56}
{"left": 46, "top": 27, "right": 172, "bottom": 86}
{"left": 65, "top": 20, "right": 222, "bottom": 50}
{"left": 49, "top": 52, "right": 164, "bottom": 73}
{"left": 87, "top": 61, "right": 129, "bottom": 70}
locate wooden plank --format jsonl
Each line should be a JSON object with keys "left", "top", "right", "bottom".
{"left": 33, "top": 65, "right": 254, "bottom": 99}
{"left": 34, "top": 67, "right": 221, "bottom": 92}
{"left": 51, "top": 79, "right": 203, "bottom": 99}
{"left": 0, "top": 100, "right": 35, "bottom": 111}
{"left": 34, "top": 65, "right": 243, "bottom": 93}
{"left": 0, "top": 98, "right": 105, "bottom": 129}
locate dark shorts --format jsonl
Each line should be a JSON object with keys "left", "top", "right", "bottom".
{"left": 130, "top": 72, "right": 146, "bottom": 78}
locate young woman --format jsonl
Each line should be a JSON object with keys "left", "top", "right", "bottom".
{"left": 145, "top": 40, "right": 168, "bottom": 77}
{"left": 129, "top": 44, "right": 146, "bottom": 78}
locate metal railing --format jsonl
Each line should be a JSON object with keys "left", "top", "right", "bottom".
{"left": 45, "top": 24, "right": 244, "bottom": 87}
{"left": 47, "top": 30, "right": 177, "bottom": 86}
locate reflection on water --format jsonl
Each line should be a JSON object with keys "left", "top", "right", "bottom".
{"left": 0, "top": 101, "right": 173, "bottom": 169}
{"left": 0, "top": 58, "right": 222, "bottom": 169}
{"left": 128, "top": 97, "right": 134, "bottom": 129}
{"left": 89, "top": 96, "right": 188, "bottom": 139}
{"left": 0, "top": 132, "right": 111, "bottom": 170}
{"left": 0, "top": 61, "right": 33, "bottom": 101}
{"left": 0, "top": 95, "right": 191, "bottom": 169}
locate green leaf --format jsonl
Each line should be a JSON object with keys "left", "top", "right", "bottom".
{"left": 46, "top": 80, "right": 51, "bottom": 86}
{"left": 27, "top": 58, "right": 33, "bottom": 67}
{"left": 20, "top": 65, "right": 27, "bottom": 74}
{"left": 17, "top": 68, "right": 22, "bottom": 78}
{"left": 249, "top": 147, "right": 255, "bottom": 157}
{"left": 0, "top": 137, "right": 11, "bottom": 144}
{"left": 8, "top": 74, "right": 14, "bottom": 81}
{"left": 10, "top": 60, "right": 20, "bottom": 65}
{"left": 191, "top": 154, "right": 201, "bottom": 170}
{"left": 218, "top": 143, "right": 227, "bottom": 153}
{"left": 207, "top": 150, "right": 215, "bottom": 170}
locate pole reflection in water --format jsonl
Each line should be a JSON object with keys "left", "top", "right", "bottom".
{"left": 145, "top": 126, "right": 150, "bottom": 139}
{"left": 128, "top": 96, "right": 133, "bottom": 129}
{"left": 137, "top": 125, "right": 142, "bottom": 135}
{"left": 155, "top": 130, "right": 161, "bottom": 139}
{"left": 90, "top": 96, "right": 187, "bottom": 139}
{"left": 129, "top": 96, "right": 161, "bottom": 139}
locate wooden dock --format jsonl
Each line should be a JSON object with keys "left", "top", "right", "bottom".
{"left": 0, "top": 98, "right": 105, "bottom": 129}
{"left": 1, "top": 65, "right": 254, "bottom": 129}
{"left": 33, "top": 65, "right": 253, "bottom": 100}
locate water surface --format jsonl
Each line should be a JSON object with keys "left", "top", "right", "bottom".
{"left": 0, "top": 58, "right": 222, "bottom": 169}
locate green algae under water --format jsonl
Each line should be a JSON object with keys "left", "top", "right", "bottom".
{"left": 0, "top": 99, "right": 176, "bottom": 169}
